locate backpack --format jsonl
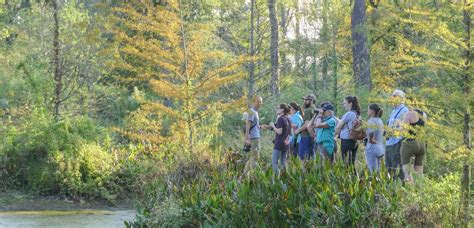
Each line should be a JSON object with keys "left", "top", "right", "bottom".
{"left": 349, "top": 115, "right": 366, "bottom": 141}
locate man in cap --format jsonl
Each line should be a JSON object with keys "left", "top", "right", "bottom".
{"left": 386, "top": 89, "right": 409, "bottom": 180}
{"left": 294, "top": 94, "right": 317, "bottom": 161}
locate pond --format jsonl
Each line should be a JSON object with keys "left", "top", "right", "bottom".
{"left": 0, "top": 210, "right": 135, "bottom": 227}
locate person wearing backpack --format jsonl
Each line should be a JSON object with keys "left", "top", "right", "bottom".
{"left": 400, "top": 108, "right": 427, "bottom": 182}
{"left": 365, "top": 104, "right": 385, "bottom": 173}
{"left": 335, "top": 96, "right": 362, "bottom": 166}
{"left": 270, "top": 104, "right": 292, "bottom": 177}
{"left": 289, "top": 102, "right": 304, "bottom": 157}
{"left": 313, "top": 102, "right": 337, "bottom": 164}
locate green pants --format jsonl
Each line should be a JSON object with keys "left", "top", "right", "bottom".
{"left": 243, "top": 139, "right": 261, "bottom": 175}
{"left": 401, "top": 140, "right": 426, "bottom": 166}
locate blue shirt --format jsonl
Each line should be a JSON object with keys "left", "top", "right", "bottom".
{"left": 248, "top": 107, "right": 260, "bottom": 139}
{"left": 386, "top": 104, "right": 408, "bottom": 146}
{"left": 289, "top": 111, "right": 303, "bottom": 144}
{"left": 316, "top": 116, "right": 336, "bottom": 155}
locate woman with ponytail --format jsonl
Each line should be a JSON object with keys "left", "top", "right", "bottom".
{"left": 269, "top": 104, "right": 292, "bottom": 177}
{"left": 365, "top": 104, "right": 385, "bottom": 173}
{"left": 335, "top": 96, "right": 361, "bottom": 165}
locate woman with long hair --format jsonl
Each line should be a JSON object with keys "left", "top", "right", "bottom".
{"left": 269, "top": 104, "right": 292, "bottom": 177}
{"left": 335, "top": 96, "right": 361, "bottom": 165}
{"left": 365, "top": 104, "right": 385, "bottom": 173}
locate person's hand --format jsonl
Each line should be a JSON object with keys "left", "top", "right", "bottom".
{"left": 291, "top": 124, "right": 297, "bottom": 130}
{"left": 369, "top": 139, "right": 377, "bottom": 144}
{"left": 245, "top": 135, "right": 250, "bottom": 145}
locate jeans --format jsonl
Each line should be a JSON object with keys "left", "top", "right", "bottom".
{"left": 272, "top": 149, "right": 288, "bottom": 176}
{"left": 298, "top": 136, "right": 314, "bottom": 160}
{"left": 365, "top": 143, "right": 385, "bottom": 173}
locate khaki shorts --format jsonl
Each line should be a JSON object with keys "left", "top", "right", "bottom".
{"left": 401, "top": 140, "right": 426, "bottom": 166}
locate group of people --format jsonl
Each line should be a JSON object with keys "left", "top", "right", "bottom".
{"left": 243, "top": 89, "right": 427, "bottom": 182}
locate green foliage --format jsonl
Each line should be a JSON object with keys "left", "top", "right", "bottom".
{"left": 127, "top": 152, "right": 465, "bottom": 226}
{"left": 400, "top": 174, "right": 462, "bottom": 226}
{"left": 177, "top": 162, "right": 401, "bottom": 226}
{"left": 0, "top": 112, "right": 120, "bottom": 201}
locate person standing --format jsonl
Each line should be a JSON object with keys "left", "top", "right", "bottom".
{"left": 295, "top": 94, "right": 317, "bottom": 161}
{"left": 243, "top": 96, "right": 263, "bottom": 175}
{"left": 365, "top": 104, "right": 385, "bottom": 173}
{"left": 400, "top": 108, "right": 426, "bottom": 182}
{"left": 313, "top": 103, "right": 337, "bottom": 164}
{"left": 270, "top": 104, "right": 292, "bottom": 177}
{"left": 288, "top": 102, "right": 303, "bottom": 157}
{"left": 335, "top": 96, "right": 361, "bottom": 166}
{"left": 385, "top": 90, "right": 409, "bottom": 179}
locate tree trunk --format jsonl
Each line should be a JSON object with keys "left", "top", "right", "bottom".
{"left": 461, "top": 165, "right": 470, "bottom": 226}
{"left": 268, "top": 0, "right": 279, "bottom": 97}
{"left": 52, "top": 0, "right": 62, "bottom": 121}
{"left": 350, "top": 0, "right": 371, "bottom": 90}
{"left": 178, "top": 2, "right": 194, "bottom": 155}
{"left": 280, "top": 4, "right": 289, "bottom": 75}
{"left": 332, "top": 25, "right": 339, "bottom": 115}
{"left": 321, "top": 0, "right": 329, "bottom": 91}
{"left": 248, "top": 0, "right": 256, "bottom": 101}
{"left": 293, "top": 0, "right": 301, "bottom": 75}
{"left": 462, "top": 0, "right": 472, "bottom": 150}
{"left": 311, "top": 47, "right": 318, "bottom": 95}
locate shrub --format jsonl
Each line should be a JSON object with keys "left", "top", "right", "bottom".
{"left": 0, "top": 114, "right": 120, "bottom": 201}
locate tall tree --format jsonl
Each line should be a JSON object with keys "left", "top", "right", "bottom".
{"left": 279, "top": 2, "right": 290, "bottom": 75}
{"left": 112, "top": 1, "right": 247, "bottom": 155}
{"left": 461, "top": 0, "right": 471, "bottom": 150}
{"left": 51, "top": 0, "right": 62, "bottom": 120}
{"left": 248, "top": 0, "right": 256, "bottom": 101}
{"left": 268, "top": 0, "right": 279, "bottom": 97}
{"left": 350, "top": 0, "right": 371, "bottom": 90}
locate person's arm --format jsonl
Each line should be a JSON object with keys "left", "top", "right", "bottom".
{"left": 401, "top": 111, "right": 417, "bottom": 130}
{"left": 271, "top": 117, "right": 283, "bottom": 135}
{"left": 334, "top": 120, "right": 345, "bottom": 137}
{"left": 367, "top": 120, "right": 376, "bottom": 144}
{"left": 295, "top": 120, "right": 308, "bottom": 134}
{"left": 244, "top": 119, "right": 251, "bottom": 145}
{"left": 307, "top": 115, "right": 317, "bottom": 136}
{"left": 313, "top": 115, "right": 330, "bottom": 128}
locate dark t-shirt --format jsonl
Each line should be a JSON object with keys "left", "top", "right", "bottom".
{"left": 301, "top": 104, "right": 316, "bottom": 137}
{"left": 274, "top": 115, "right": 291, "bottom": 151}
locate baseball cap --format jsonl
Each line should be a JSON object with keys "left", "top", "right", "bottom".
{"left": 302, "top": 94, "right": 316, "bottom": 101}
{"left": 321, "top": 102, "right": 334, "bottom": 111}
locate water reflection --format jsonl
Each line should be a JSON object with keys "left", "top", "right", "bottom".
{"left": 0, "top": 210, "right": 135, "bottom": 227}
